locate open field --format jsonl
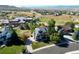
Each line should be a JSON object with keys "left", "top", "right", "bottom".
{"left": 39, "top": 15, "right": 79, "bottom": 25}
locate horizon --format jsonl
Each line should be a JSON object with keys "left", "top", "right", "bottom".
{"left": 3, "top": 5, "right": 79, "bottom": 8}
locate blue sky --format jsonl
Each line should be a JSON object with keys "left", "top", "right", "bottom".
{"left": 0, "top": 0, "right": 79, "bottom": 7}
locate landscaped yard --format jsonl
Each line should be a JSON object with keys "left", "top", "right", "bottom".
{"left": 32, "top": 42, "right": 49, "bottom": 49}
{"left": 14, "top": 28, "right": 31, "bottom": 41}
{"left": 0, "top": 45, "right": 24, "bottom": 54}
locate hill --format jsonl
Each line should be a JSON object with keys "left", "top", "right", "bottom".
{"left": 0, "top": 5, "right": 27, "bottom": 11}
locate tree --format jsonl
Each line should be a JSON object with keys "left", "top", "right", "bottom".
{"left": 28, "top": 21, "right": 38, "bottom": 33}
{"left": 48, "top": 19, "right": 56, "bottom": 35}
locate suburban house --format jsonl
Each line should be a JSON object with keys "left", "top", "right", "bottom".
{"left": 0, "top": 26, "right": 13, "bottom": 45}
{"left": 58, "top": 25, "right": 74, "bottom": 36}
{"left": 72, "top": 17, "right": 79, "bottom": 28}
{"left": 0, "top": 17, "right": 33, "bottom": 27}
{"left": 72, "top": 17, "right": 79, "bottom": 22}
{"left": 13, "top": 17, "right": 32, "bottom": 23}
{"left": 75, "top": 24, "right": 79, "bottom": 28}
{"left": 54, "top": 13, "right": 60, "bottom": 16}
{"left": 33, "top": 26, "right": 48, "bottom": 41}
{"left": 0, "top": 19, "right": 9, "bottom": 26}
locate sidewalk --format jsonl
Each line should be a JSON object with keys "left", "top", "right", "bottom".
{"left": 25, "top": 37, "right": 36, "bottom": 53}
{"left": 25, "top": 44, "right": 33, "bottom": 53}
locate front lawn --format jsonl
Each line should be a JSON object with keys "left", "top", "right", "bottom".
{"left": 32, "top": 42, "right": 48, "bottom": 49}
{"left": 0, "top": 45, "right": 24, "bottom": 54}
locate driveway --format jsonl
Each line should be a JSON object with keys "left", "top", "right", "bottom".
{"left": 33, "top": 43, "right": 79, "bottom": 54}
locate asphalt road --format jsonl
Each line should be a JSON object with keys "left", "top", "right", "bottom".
{"left": 34, "top": 43, "right": 79, "bottom": 54}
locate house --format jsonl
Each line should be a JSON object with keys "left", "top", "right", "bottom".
{"left": 72, "top": 17, "right": 79, "bottom": 22}
{"left": 14, "top": 17, "right": 32, "bottom": 23}
{"left": 9, "top": 19, "right": 20, "bottom": 27}
{"left": 75, "top": 24, "right": 79, "bottom": 28}
{"left": 58, "top": 25, "right": 74, "bottom": 37}
{"left": 0, "top": 26, "right": 13, "bottom": 46}
{"left": 10, "top": 17, "right": 33, "bottom": 27}
{"left": 72, "top": 17, "right": 79, "bottom": 28}
{"left": 0, "top": 17, "right": 33, "bottom": 28}
{"left": 33, "top": 26, "right": 48, "bottom": 41}
{"left": 0, "top": 19, "right": 9, "bottom": 26}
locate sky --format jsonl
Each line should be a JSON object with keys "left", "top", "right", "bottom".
{"left": 0, "top": 0, "right": 79, "bottom": 7}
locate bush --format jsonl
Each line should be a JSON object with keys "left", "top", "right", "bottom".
{"left": 50, "top": 33, "right": 60, "bottom": 44}
{"left": 32, "top": 42, "right": 47, "bottom": 49}
{"left": 73, "top": 30, "right": 79, "bottom": 41}
{"left": 48, "top": 19, "right": 56, "bottom": 35}
{"left": 65, "top": 22, "right": 75, "bottom": 29}
{"left": 74, "top": 22, "right": 79, "bottom": 24}
{"left": 74, "top": 28, "right": 79, "bottom": 32}
{"left": 28, "top": 22, "right": 38, "bottom": 33}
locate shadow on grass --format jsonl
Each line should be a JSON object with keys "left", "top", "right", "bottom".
{"left": 6, "top": 31, "right": 24, "bottom": 46}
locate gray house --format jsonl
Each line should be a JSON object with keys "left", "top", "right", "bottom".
{"left": 10, "top": 17, "right": 33, "bottom": 27}
{"left": 0, "top": 19, "right": 9, "bottom": 26}
{"left": 14, "top": 17, "right": 32, "bottom": 23}
{"left": 33, "top": 26, "right": 48, "bottom": 41}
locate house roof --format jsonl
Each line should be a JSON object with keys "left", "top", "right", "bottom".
{"left": 72, "top": 17, "right": 79, "bottom": 21}
{"left": 0, "top": 19, "right": 9, "bottom": 24}
{"left": 35, "top": 27, "right": 48, "bottom": 33}
{"left": 14, "top": 17, "right": 32, "bottom": 23}
{"left": 0, "top": 17, "right": 33, "bottom": 24}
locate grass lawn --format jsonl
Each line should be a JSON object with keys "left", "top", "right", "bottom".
{"left": 0, "top": 45, "right": 24, "bottom": 54}
{"left": 32, "top": 42, "right": 49, "bottom": 49}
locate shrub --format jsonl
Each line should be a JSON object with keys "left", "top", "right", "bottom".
{"left": 50, "top": 33, "right": 60, "bottom": 44}
{"left": 73, "top": 30, "right": 79, "bottom": 41}
{"left": 65, "top": 22, "right": 75, "bottom": 29}
{"left": 74, "top": 22, "right": 79, "bottom": 24}
{"left": 74, "top": 28, "right": 79, "bottom": 32}
{"left": 28, "top": 22, "right": 38, "bottom": 33}
{"left": 48, "top": 19, "right": 56, "bottom": 35}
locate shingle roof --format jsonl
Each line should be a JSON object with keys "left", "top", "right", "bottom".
{"left": 0, "top": 19, "right": 9, "bottom": 23}
{"left": 14, "top": 17, "right": 32, "bottom": 23}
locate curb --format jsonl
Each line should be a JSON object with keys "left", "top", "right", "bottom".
{"left": 32, "top": 42, "right": 74, "bottom": 53}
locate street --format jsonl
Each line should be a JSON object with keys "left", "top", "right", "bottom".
{"left": 34, "top": 43, "right": 79, "bottom": 54}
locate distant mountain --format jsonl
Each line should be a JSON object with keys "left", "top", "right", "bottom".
{"left": 0, "top": 5, "right": 27, "bottom": 11}
{"left": 1, "top": 5, "right": 79, "bottom": 11}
